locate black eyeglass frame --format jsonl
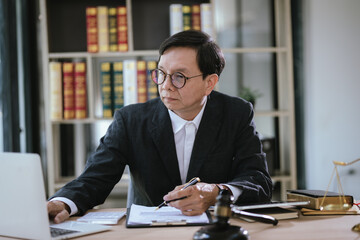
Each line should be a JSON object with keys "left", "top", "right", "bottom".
{"left": 151, "top": 69, "right": 203, "bottom": 89}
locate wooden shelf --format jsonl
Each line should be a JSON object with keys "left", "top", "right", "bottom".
{"left": 223, "top": 47, "right": 288, "bottom": 54}
{"left": 49, "top": 50, "right": 159, "bottom": 59}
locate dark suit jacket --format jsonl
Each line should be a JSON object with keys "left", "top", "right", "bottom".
{"left": 52, "top": 91, "right": 272, "bottom": 214}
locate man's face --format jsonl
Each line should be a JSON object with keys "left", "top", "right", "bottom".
{"left": 158, "top": 47, "right": 216, "bottom": 120}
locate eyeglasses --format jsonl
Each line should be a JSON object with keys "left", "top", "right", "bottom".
{"left": 151, "top": 69, "right": 203, "bottom": 89}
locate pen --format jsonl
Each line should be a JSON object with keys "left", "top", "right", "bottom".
{"left": 155, "top": 177, "right": 201, "bottom": 210}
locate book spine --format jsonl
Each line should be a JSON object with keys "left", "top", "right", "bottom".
{"left": 108, "top": 7, "right": 118, "bottom": 52}
{"left": 117, "top": 6, "right": 128, "bottom": 52}
{"left": 146, "top": 60, "right": 158, "bottom": 100}
{"left": 100, "top": 62, "right": 113, "bottom": 118}
{"left": 49, "top": 61, "right": 63, "bottom": 120}
{"left": 113, "top": 61, "right": 124, "bottom": 112}
{"left": 200, "top": 3, "right": 213, "bottom": 37}
{"left": 86, "top": 7, "right": 98, "bottom": 53}
{"left": 137, "top": 60, "right": 147, "bottom": 103}
{"left": 191, "top": 4, "right": 201, "bottom": 31}
{"left": 74, "top": 62, "right": 87, "bottom": 119}
{"left": 182, "top": 5, "right": 192, "bottom": 31}
{"left": 62, "top": 62, "right": 75, "bottom": 119}
{"left": 97, "top": 6, "right": 109, "bottom": 52}
{"left": 123, "top": 60, "right": 137, "bottom": 106}
{"left": 169, "top": 4, "right": 183, "bottom": 35}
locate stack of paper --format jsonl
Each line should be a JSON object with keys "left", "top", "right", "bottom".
{"left": 77, "top": 211, "right": 126, "bottom": 225}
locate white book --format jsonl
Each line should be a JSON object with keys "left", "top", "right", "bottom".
{"left": 170, "top": 4, "right": 183, "bottom": 36}
{"left": 123, "top": 59, "right": 138, "bottom": 105}
{"left": 200, "top": 3, "right": 213, "bottom": 37}
{"left": 49, "top": 61, "right": 63, "bottom": 120}
{"left": 97, "top": 6, "right": 109, "bottom": 52}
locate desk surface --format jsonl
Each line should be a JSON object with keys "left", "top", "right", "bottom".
{"left": 72, "top": 208, "right": 359, "bottom": 240}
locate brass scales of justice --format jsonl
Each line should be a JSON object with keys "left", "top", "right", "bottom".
{"left": 320, "top": 158, "right": 360, "bottom": 211}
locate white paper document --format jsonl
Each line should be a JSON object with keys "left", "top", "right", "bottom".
{"left": 77, "top": 211, "right": 126, "bottom": 225}
{"left": 127, "top": 204, "right": 210, "bottom": 226}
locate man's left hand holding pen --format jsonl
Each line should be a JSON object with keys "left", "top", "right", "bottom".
{"left": 163, "top": 178, "right": 220, "bottom": 216}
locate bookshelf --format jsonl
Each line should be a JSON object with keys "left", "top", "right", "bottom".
{"left": 213, "top": 0, "right": 296, "bottom": 200}
{"left": 39, "top": 0, "right": 296, "bottom": 203}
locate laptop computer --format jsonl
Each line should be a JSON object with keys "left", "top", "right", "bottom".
{"left": 0, "top": 152, "right": 111, "bottom": 240}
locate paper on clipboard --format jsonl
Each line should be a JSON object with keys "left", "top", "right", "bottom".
{"left": 126, "top": 204, "right": 210, "bottom": 227}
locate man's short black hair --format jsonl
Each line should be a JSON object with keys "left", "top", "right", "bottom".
{"left": 158, "top": 30, "right": 225, "bottom": 79}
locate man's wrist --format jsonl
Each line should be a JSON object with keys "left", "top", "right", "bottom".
{"left": 216, "top": 184, "right": 233, "bottom": 196}
{"left": 62, "top": 202, "right": 71, "bottom": 215}
{"left": 50, "top": 197, "right": 78, "bottom": 216}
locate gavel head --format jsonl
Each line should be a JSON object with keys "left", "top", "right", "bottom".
{"left": 214, "top": 189, "right": 232, "bottom": 227}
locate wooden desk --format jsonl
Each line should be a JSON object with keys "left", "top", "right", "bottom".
{"left": 73, "top": 208, "right": 360, "bottom": 240}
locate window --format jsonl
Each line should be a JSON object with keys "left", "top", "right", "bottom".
{"left": 0, "top": 0, "right": 40, "bottom": 153}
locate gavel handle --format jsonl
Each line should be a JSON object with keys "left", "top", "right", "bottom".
{"left": 232, "top": 209, "right": 278, "bottom": 226}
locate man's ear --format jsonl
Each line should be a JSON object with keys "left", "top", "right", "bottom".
{"left": 205, "top": 73, "right": 219, "bottom": 95}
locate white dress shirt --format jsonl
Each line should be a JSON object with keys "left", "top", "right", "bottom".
{"left": 168, "top": 100, "right": 241, "bottom": 200}
{"left": 168, "top": 102, "right": 205, "bottom": 184}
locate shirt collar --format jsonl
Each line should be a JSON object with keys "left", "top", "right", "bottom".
{"left": 168, "top": 98, "right": 207, "bottom": 134}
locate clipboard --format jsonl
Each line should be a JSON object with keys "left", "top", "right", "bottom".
{"left": 125, "top": 204, "right": 213, "bottom": 228}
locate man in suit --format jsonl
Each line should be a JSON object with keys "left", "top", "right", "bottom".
{"left": 48, "top": 30, "right": 272, "bottom": 223}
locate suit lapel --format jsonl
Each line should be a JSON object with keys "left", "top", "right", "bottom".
{"left": 149, "top": 101, "right": 182, "bottom": 186}
{"left": 186, "top": 94, "right": 223, "bottom": 181}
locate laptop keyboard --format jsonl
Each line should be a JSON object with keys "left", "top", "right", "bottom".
{"left": 50, "top": 227, "right": 79, "bottom": 237}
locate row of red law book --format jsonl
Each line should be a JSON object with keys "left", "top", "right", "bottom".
{"left": 49, "top": 61, "right": 87, "bottom": 120}
{"left": 86, "top": 6, "right": 128, "bottom": 53}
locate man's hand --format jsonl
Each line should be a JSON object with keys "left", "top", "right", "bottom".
{"left": 163, "top": 183, "right": 219, "bottom": 216}
{"left": 47, "top": 200, "right": 70, "bottom": 223}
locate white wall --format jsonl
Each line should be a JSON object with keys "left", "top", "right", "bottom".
{"left": 0, "top": 110, "right": 3, "bottom": 152}
{"left": 303, "top": 0, "right": 360, "bottom": 199}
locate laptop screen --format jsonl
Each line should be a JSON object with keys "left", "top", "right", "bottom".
{"left": 0, "top": 152, "right": 52, "bottom": 239}
{"left": 0, "top": 152, "right": 111, "bottom": 240}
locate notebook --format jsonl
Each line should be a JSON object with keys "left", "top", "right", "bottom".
{"left": 242, "top": 207, "right": 299, "bottom": 220}
{"left": 0, "top": 152, "right": 111, "bottom": 240}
